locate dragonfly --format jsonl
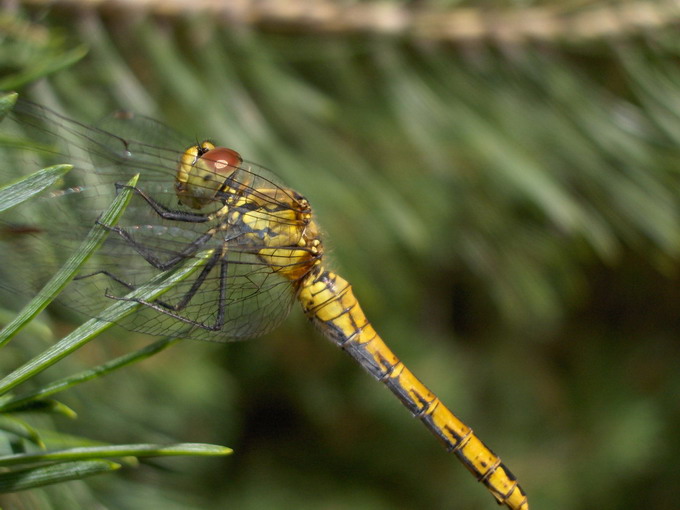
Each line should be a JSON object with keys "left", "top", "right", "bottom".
{"left": 0, "top": 97, "right": 528, "bottom": 510}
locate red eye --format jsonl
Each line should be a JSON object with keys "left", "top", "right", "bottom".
{"left": 176, "top": 146, "right": 244, "bottom": 209}
{"left": 200, "top": 148, "right": 242, "bottom": 175}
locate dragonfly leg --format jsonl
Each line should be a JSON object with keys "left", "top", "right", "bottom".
{"left": 75, "top": 269, "right": 191, "bottom": 312}
{"left": 166, "top": 257, "right": 227, "bottom": 314}
{"left": 104, "top": 250, "right": 228, "bottom": 332}
{"left": 97, "top": 220, "right": 216, "bottom": 271}
{"left": 75, "top": 270, "right": 135, "bottom": 289}
{"left": 115, "top": 183, "right": 210, "bottom": 223}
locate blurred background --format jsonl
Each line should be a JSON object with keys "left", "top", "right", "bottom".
{"left": 1, "top": 1, "right": 679, "bottom": 509}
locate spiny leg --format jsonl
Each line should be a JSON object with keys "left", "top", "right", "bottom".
{"left": 75, "top": 269, "right": 195, "bottom": 313}
{"left": 165, "top": 253, "right": 226, "bottom": 313}
{"left": 115, "top": 183, "right": 210, "bottom": 223}
{"left": 99, "top": 222, "right": 216, "bottom": 271}
{"left": 104, "top": 249, "right": 229, "bottom": 332}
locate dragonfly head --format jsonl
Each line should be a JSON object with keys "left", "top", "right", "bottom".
{"left": 176, "top": 142, "right": 243, "bottom": 209}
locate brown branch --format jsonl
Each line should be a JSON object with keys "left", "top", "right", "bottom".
{"left": 16, "top": 0, "right": 680, "bottom": 44}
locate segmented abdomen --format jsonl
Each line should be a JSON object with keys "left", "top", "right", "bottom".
{"left": 297, "top": 268, "right": 529, "bottom": 510}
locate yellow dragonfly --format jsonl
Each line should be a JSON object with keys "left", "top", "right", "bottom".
{"left": 0, "top": 97, "right": 528, "bottom": 509}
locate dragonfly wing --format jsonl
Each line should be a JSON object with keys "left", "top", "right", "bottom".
{"left": 0, "top": 100, "right": 297, "bottom": 341}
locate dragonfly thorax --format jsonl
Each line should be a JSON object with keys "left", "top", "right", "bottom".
{"left": 176, "top": 142, "right": 243, "bottom": 209}
{"left": 232, "top": 190, "right": 324, "bottom": 283}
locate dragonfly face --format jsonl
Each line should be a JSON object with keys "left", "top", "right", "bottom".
{"left": 176, "top": 143, "right": 243, "bottom": 209}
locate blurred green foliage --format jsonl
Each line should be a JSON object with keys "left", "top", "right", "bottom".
{"left": 0, "top": 2, "right": 679, "bottom": 509}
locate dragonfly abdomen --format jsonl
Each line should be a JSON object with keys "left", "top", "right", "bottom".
{"left": 297, "top": 268, "right": 529, "bottom": 510}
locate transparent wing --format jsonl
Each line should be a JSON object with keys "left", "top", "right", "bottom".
{"left": 0, "top": 99, "right": 303, "bottom": 342}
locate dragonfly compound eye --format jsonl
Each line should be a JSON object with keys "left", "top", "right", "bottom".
{"left": 176, "top": 145, "right": 243, "bottom": 209}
